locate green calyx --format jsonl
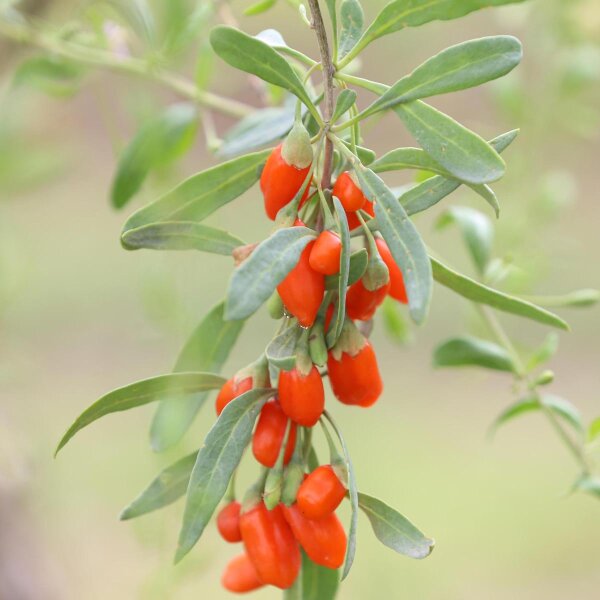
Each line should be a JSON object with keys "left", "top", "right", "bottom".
{"left": 267, "top": 290, "right": 284, "bottom": 319}
{"left": 309, "top": 321, "right": 328, "bottom": 367}
{"left": 281, "top": 431, "right": 305, "bottom": 506}
{"left": 281, "top": 120, "right": 313, "bottom": 169}
{"left": 295, "top": 328, "right": 314, "bottom": 377}
{"left": 330, "top": 319, "right": 366, "bottom": 361}
{"left": 241, "top": 468, "right": 269, "bottom": 513}
{"left": 363, "top": 252, "right": 390, "bottom": 291}
{"left": 236, "top": 353, "right": 270, "bottom": 388}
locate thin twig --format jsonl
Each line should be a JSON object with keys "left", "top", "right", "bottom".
{"left": 307, "top": 0, "right": 335, "bottom": 191}
{"left": 0, "top": 17, "right": 253, "bottom": 119}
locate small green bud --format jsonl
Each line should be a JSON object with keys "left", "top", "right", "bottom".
{"left": 363, "top": 254, "right": 389, "bottom": 291}
{"left": 263, "top": 466, "right": 284, "bottom": 510}
{"left": 534, "top": 370, "right": 555, "bottom": 387}
{"left": 282, "top": 121, "right": 313, "bottom": 169}
{"left": 267, "top": 290, "right": 284, "bottom": 319}
{"left": 281, "top": 461, "right": 305, "bottom": 506}
{"left": 309, "top": 322, "right": 328, "bottom": 367}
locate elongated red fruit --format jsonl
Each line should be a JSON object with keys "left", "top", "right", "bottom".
{"left": 217, "top": 501, "right": 242, "bottom": 543}
{"left": 346, "top": 199, "right": 375, "bottom": 230}
{"left": 346, "top": 278, "right": 390, "bottom": 321}
{"left": 215, "top": 376, "right": 253, "bottom": 416}
{"left": 240, "top": 502, "right": 301, "bottom": 589}
{"left": 278, "top": 366, "right": 325, "bottom": 427}
{"left": 221, "top": 553, "right": 265, "bottom": 594}
{"left": 282, "top": 503, "right": 347, "bottom": 569}
{"left": 261, "top": 144, "right": 311, "bottom": 221}
{"left": 253, "top": 400, "right": 297, "bottom": 468}
{"left": 277, "top": 242, "right": 325, "bottom": 328}
{"left": 297, "top": 465, "right": 346, "bottom": 520}
{"left": 309, "top": 230, "right": 342, "bottom": 276}
{"left": 375, "top": 238, "right": 408, "bottom": 303}
{"left": 328, "top": 341, "right": 383, "bottom": 407}
{"left": 333, "top": 171, "right": 367, "bottom": 212}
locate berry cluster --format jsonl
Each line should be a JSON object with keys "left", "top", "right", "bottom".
{"left": 215, "top": 129, "right": 408, "bottom": 593}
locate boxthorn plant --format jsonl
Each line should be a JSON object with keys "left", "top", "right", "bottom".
{"left": 2, "top": 0, "right": 599, "bottom": 597}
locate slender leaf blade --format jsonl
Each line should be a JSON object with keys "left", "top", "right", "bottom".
{"left": 356, "top": 168, "right": 432, "bottom": 324}
{"left": 122, "top": 221, "right": 244, "bottom": 254}
{"left": 122, "top": 150, "right": 270, "bottom": 233}
{"left": 433, "top": 336, "right": 515, "bottom": 372}
{"left": 338, "top": 0, "right": 364, "bottom": 59}
{"left": 225, "top": 227, "right": 316, "bottom": 321}
{"left": 431, "top": 257, "right": 569, "bottom": 331}
{"left": 358, "top": 492, "right": 434, "bottom": 559}
{"left": 120, "top": 452, "right": 197, "bottom": 520}
{"left": 302, "top": 551, "right": 339, "bottom": 599}
{"left": 55, "top": 373, "right": 226, "bottom": 456}
{"left": 150, "top": 302, "right": 245, "bottom": 452}
{"left": 175, "top": 388, "right": 275, "bottom": 562}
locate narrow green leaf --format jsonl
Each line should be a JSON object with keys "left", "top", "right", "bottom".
{"left": 365, "top": 36, "right": 522, "bottom": 114}
{"left": 120, "top": 452, "right": 197, "bottom": 520}
{"left": 55, "top": 373, "right": 226, "bottom": 456}
{"left": 338, "top": 0, "right": 364, "bottom": 59}
{"left": 573, "top": 475, "right": 600, "bottom": 500}
{"left": 122, "top": 150, "right": 270, "bottom": 233}
{"left": 210, "top": 26, "right": 316, "bottom": 115}
{"left": 436, "top": 207, "right": 493, "bottom": 274}
{"left": 356, "top": 168, "right": 432, "bottom": 324}
{"left": 225, "top": 227, "right": 316, "bottom": 321}
{"left": 327, "top": 198, "right": 351, "bottom": 347}
{"left": 587, "top": 418, "right": 600, "bottom": 443}
{"left": 358, "top": 492, "right": 434, "bottom": 559}
{"left": 111, "top": 103, "right": 198, "bottom": 209}
{"left": 122, "top": 221, "right": 244, "bottom": 254}
{"left": 341, "top": 141, "right": 377, "bottom": 166}
{"left": 13, "top": 55, "right": 83, "bottom": 97}
{"left": 301, "top": 551, "right": 339, "bottom": 599}
{"left": 325, "top": 0, "right": 339, "bottom": 51}
{"left": 522, "top": 289, "right": 600, "bottom": 309}
{"left": 150, "top": 302, "right": 245, "bottom": 452}
{"left": 397, "top": 130, "right": 518, "bottom": 216}
{"left": 431, "top": 257, "right": 569, "bottom": 331}
{"left": 345, "top": 0, "right": 527, "bottom": 64}
{"left": 175, "top": 389, "right": 275, "bottom": 562}
{"left": 218, "top": 102, "right": 296, "bottom": 158}
{"left": 490, "top": 395, "right": 584, "bottom": 436}
{"left": 323, "top": 411, "right": 358, "bottom": 581}
{"left": 382, "top": 297, "right": 413, "bottom": 345}
{"left": 266, "top": 325, "right": 302, "bottom": 371}
{"left": 433, "top": 336, "right": 515, "bottom": 372}
{"left": 394, "top": 101, "right": 505, "bottom": 185}
{"left": 526, "top": 332, "right": 559, "bottom": 372}
{"left": 326, "top": 248, "right": 368, "bottom": 290}
{"left": 244, "top": 0, "right": 276, "bottom": 16}
{"left": 332, "top": 89, "right": 358, "bottom": 123}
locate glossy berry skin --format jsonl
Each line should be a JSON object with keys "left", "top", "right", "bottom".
{"left": 278, "top": 366, "right": 325, "bottom": 427}
{"left": 217, "top": 501, "right": 242, "bottom": 543}
{"left": 297, "top": 465, "right": 346, "bottom": 520}
{"left": 333, "top": 171, "right": 367, "bottom": 212}
{"left": 261, "top": 144, "right": 310, "bottom": 221}
{"left": 309, "top": 231, "right": 342, "bottom": 276}
{"left": 221, "top": 553, "right": 264, "bottom": 594}
{"left": 346, "top": 199, "right": 375, "bottom": 230}
{"left": 346, "top": 278, "right": 390, "bottom": 321}
{"left": 328, "top": 341, "right": 383, "bottom": 407}
{"left": 215, "top": 376, "right": 253, "bottom": 416}
{"left": 252, "top": 400, "right": 297, "bottom": 468}
{"left": 282, "top": 504, "right": 347, "bottom": 569}
{"left": 375, "top": 238, "right": 408, "bottom": 304}
{"left": 277, "top": 242, "right": 325, "bottom": 328}
{"left": 240, "top": 502, "right": 301, "bottom": 590}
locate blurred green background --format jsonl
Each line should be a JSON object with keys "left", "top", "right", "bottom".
{"left": 0, "top": 0, "right": 599, "bottom": 598}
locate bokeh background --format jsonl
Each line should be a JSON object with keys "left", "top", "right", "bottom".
{"left": 1, "top": 0, "right": 599, "bottom": 598}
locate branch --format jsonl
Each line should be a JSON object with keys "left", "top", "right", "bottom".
{"left": 0, "top": 17, "right": 253, "bottom": 119}
{"left": 307, "top": 0, "right": 335, "bottom": 191}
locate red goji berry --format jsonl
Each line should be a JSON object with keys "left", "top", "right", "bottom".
{"left": 309, "top": 230, "right": 342, "bottom": 276}
{"left": 240, "top": 502, "right": 300, "bottom": 589}
{"left": 221, "top": 553, "right": 264, "bottom": 594}
{"left": 260, "top": 144, "right": 311, "bottom": 221}
{"left": 328, "top": 341, "right": 383, "bottom": 407}
{"left": 346, "top": 278, "right": 390, "bottom": 321}
{"left": 282, "top": 503, "right": 347, "bottom": 569}
{"left": 346, "top": 199, "right": 375, "bottom": 230}
{"left": 278, "top": 366, "right": 325, "bottom": 427}
{"left": 333, "top": 171, "right": 367, "bottom": 213}
{"left": 215, "top": 376, "right": 253, "bottom": 416}
{"left": 297, "top": 465, "right": 346, "bottom": 520}
{"left": 217, "top": 501, "right": 242, "bottom": 543}
{"left": 252, "top": 400, "right": 297, "bottom": 468}
{"left": 277, "top": 242, "right": 325, "bottom": 328}
{"left": 375, "top": 238, "right": 408, "bottom": 304}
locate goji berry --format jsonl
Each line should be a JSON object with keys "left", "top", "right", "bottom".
{"left": 215, "top": 376, "right": 253, "bottom": 416}
{"left": 252, "top": 400, "right": 297, "bottom": 468}
{"left": 346, "top": 278, "right": 390, "bottom": 321}
{"left": 309, "top": 230, "right": 342, "bottom": 276}
{"left": 346, "top": 199, "right": 375, "bottom": 230}
{"left": 297, "top": 465, "right": 346, "bottom": 520}
{"left": 278, "top": 366, "right": 325, "bottom": 427}
{"left": 375, "top": 238, "right": 408, "bottom": 304}
{"left": 333, "top": 171, "right": 367, "bottom": 213}
{"left": 217, "top": 501, "right": 242, "bottom": 543}
{"left": 221, "top": 553, "right": 264, "bottom": 594}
